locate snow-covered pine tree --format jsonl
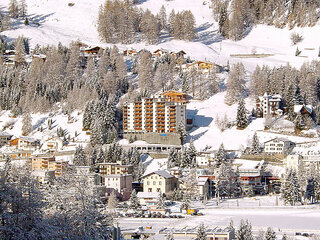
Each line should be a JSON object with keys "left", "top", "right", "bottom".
{"left": 236, "top": 219, "right": 254, "bottom": 240}
{"left": 90, "top": 118, "right": 106, "bottom": 146}
{"left": 305, "top": 177, "right": 315, "bottom": 203}
{"left": 214, "top": 143, "right": 227, "bottom": 168}
{"left": 9, "top": 0, "right": 18, "bottom": 18}
{"left": 187, "top": 139, "right": 197, "bottom": 167}
{"left": 18, "top": 0, "right": 27, "bottom": 17}
{"left": 73, "top": 145, "right": 88, "bottom": 166}
{"left": 294, "top": 112, "right": 304, "bottom": 130}
{"left": 156, "top": 192, "right": 166, "bottom": 209}
{"left": 250, "top": 132, "right": 261, "bottom": 154}
{"left": 183, "top": 169, "right": 198, "bottom": 199}
{"left": 236, "top": 97, "right": 248, "bottom": 129}
{"left": 264, "top": 227, "right": 276, "bottom": 240}
{"left": 177, "top": 121, "right": 187, "bottom": 145}
{"left": 128, "top": 189, "right": 140, "bottom": 210}
{"left": 225, "top": 62, "right": 246, "bottom": 105}
{"left": 14, "top": 35, "right": 26, "bottom": 65}
{"left": 282, "top": 233, "right": 288, "bottom": 240}
{"left": 232, "top": 168, "right": 243, "bottom": 198}
{"left": 196, "top": 223, "right": 207, "bottom": 240}
{"left": 167, "top": 148, "right": 178, "bottom": 169}
{"left": 280, "top": 168, "right": 301, "bottom": 206}
{"left": 286, "top": 85, "right": 296, "bottom": 121}
{"left": 108, "top": 190, "right": 119, "bottom": 212}
{"left": 181, "top": 193, "right": 191, "bottom": 210}
{"left": 158, "top": 5, "right": 167, "bottom": 31}
{"left": 215, "top": 160, "right": 233, "bottom": 199}
{"left": 21, "top": 112, "right": 32, "bottom": 136}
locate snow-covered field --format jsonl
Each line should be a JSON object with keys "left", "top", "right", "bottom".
{"left": 1, "top": 0, "right": 320, "bottom": 72}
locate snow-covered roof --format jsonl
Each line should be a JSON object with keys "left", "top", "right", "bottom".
{"left": 19, "top": 137, "right": 40, "bottom": 143}
{"left": 197, "top": 177, "right": 209, "bottom": 186}
{"left": 0, "top": 131, "right": 12, "bottom": 137}
{"left": 264, "top": 137, "right": 291, "bottom": 144}
{"left": 137, "top": 192, "right": 160, "bottom": 199}
{"left": 294, "top": 105, "right": 313, "bottom": 114}
{"left": 144, "top": 170, "right": 174, "bottom": 179}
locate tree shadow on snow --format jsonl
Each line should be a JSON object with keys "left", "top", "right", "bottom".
{"left": 195, "top": 22, "right": 224, "bottom": 45}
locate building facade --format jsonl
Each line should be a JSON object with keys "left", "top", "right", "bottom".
{"left": 104, "top": 174, "right": 133, "bottom": 200}
{"left": 142, "top": 170, "right": 178, "bottom": 194}
{"left": 256, "top": 93, "right": 282, "bottom": 117}
{"left": 123, "top": 94, "right": 186, "bottom": 134}
{"left": 31, "top": 155, "right": 68, "bottom": 176}
{"left": 98, "top": 161, "right": 134, "bottom": 176}
{"left": 264, "top": 138, "right": 293, "bottom": 155}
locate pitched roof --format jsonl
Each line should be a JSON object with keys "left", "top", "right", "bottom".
{"left": 264, "top": 137, "right": 291, "bottom": 144}
{"left": 294, "top": 105, "right": 312, "bottom": 114}
{"left": 143, "top": 170, "right": 174, "bottom": 179}
{"left": 0, "top": 131, "right": 12, "bottom": 137}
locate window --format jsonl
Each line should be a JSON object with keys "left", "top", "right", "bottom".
{"left": 148, "top": 188, "right": 152, "bottom": 192}
{"left": 159, "top": 181, "right": 162, "bottom": 185}
{"left": 147, "top": 181, "right": 150, "bottom": 185}
{"left": 157, "top": 188, "right": 161, "bottom": 192}
{"left": 153, "top": 181, "right": 156, "bottom": 185}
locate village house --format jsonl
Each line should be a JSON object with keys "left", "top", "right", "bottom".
{"left": 264, "top": 138, "right": 293, "bottom": 156}
{"left": 233, "top": 159, "right": 265, "bottom": 188}
{"left": 294, "top": 104, "right": 313, "bottom": 116}
{"left": 123, "top": 49, "right": 137, "bottom": 56}
{"left": 41, "top": 136, "right": 64, "bottom": 153}
{"left": 0, "top": 131, "right": 13, "bottom": 146}
{"left": 80, "top": 46, "right": 104, "bottom": 56}
{"left": 103, "top": 174, "right": 133, "bottom": 201}
{"left": 98, "top": 161, "right": 134, "bottom": 176}
{"left": 186, "top": 61, "right": 222, "bottom": 74}
{"left": 158, "top": 90, "right": 189, "bottom": 104}
{"left": 9, "top": 137, "right": 40, "bottom": 151}
{"left": 152, "top": 49, "right": 169, "bottom": 58}
{"left": 142, "top": 170, "right": 178, "bottom": 194}
{"left": 256, "top": 93, "right": 282, "bottom": 117}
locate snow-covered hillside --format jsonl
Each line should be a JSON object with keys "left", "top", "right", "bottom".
{"left": 1, "top": 0, "right": 320, "bottom": 72}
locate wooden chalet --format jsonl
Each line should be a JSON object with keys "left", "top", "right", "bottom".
{"left": 123, "top": 49, "right": 137, "bottom": 56}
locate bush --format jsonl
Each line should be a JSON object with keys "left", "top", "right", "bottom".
{"left": 290, "top": 32, "right": 303, "bottom": 45}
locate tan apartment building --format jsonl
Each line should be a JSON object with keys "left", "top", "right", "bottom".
{"left": 98, "top": 161, "right": 133, "bottom": 176}
{"left": 31, "top": 155, "right": 68, "bottom": 176}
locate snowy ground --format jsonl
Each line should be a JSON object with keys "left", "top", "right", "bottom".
{"left": 1, "top": 0, "right": 320, "bottom": 72}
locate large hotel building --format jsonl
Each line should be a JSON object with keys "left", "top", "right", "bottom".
{"left": 123, "top": 91, "right": 187, "bottom": 134}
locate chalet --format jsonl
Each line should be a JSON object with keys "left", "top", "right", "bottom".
{"left": 80, "top": 46, "right": 104, "bottom": 56}
{"left": 294, "top": 104, "right": 313, "bottom": 116}
{"left": 9, "top": 137, "right": 40, "bottom": 151}
{"left": 186, "top": 61, "right": 222, "bottom": 74}
{"left": 176, "top": 50, "right": 186, "bottom": 58}
{"left": 123, "top": 49, "right": 137, "bottom": 56}
{"left": 41, "top": 136, "right": 64, "bottom": 152}
{"left": 142, "top": 170, "right": 178, "bottom": 194}
{"left": 0, "top": 131, "right": 13, "bottom": 146}
{"left": 159, "top": 90, "right": 188, "bottom": 104}
{"left": 152, "top": 49, "right": 168, "bottom": 57}
{"left": 256, "top": 93, "right": 282, "bottom": 117}
{"left": 264, "top": 138, "right": 293, "bottom": 156}
{"left": 32, "top": 54, "right": 46, "bottom": 62}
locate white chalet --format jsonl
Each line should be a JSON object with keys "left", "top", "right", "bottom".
{"left": 256, "top": 93, "right": 282, "bottom": 117}
{"left": 264, "top": 138, "right": 293, "bottom": 155}
{"left": 41, "top": 137, "right": 64, "bottom": 152}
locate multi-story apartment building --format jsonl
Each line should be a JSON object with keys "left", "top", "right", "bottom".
{"left": 123, "top": 92, "right": 186, "bottom": 134}
{"left": 142, "top": 170, "right": 178, "bottom": 194}
{"left": 31, "top": 155, "right": 68, "bottom": 176}
{"left": 98, "top": 161, "right": 134, "bottom": 176}
{"left": 256, "top": 93, "right": 282, "bottom": 117}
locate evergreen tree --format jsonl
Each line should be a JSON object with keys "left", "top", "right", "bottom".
{"left": 305, "top": 178, "right": 315, "bottom": 203}
{"left": 294, "top": 112, "right": 304, "bottom": 130}
{"left": 177, "top": 121, "right": 186, "bottom": 145}
{"left": 21, "top": 112, "right": 32, "bottom": 136}
{"left": 236, "top": 219, "right": 254, "bottom": 240}
{"left": 181, "top": 193, "right": 191, "bottom": 210}
{"left": 108, "top": 190, "right": 118, "bottom": 212}
{"left": 196, "top": 223, "right": 207, "bottom": 240}
{"left": 282, "top": 233, "right": 288, "bottom": 240}
{"left": 128, "top": 189, "right": 140, "bottom": 210}
{"left": 156, "top": 193, "right": 166, "bottom": 209}
{"left": 286, "top": 85, "right": 295, "bottom": 121}
{"left": 214, "top": 143, "right": 227, "bottom": 168}
{"left": 264, "top": 227, "right": 276, "bottom": 240}
{"left": 236, "top": 98, "right": 248, "bottom": 129}
{"left": 9, "top": 0, "right": 18, "bottom": 18}
{"left": 18, "top": 0, "right": 27, "bottom": 17}
{"left": 250, "top": 132, "right": 260, "bottom": 154}
{"left": 281, "top": 168, "right": 301, "bottom": 206}
{"left": 14, "top": 35, "right": 26, "bottom": 65}
{"left": 225, "top": 63, "right": 246, "bottom": 105}
{"left": 73, "top": 145, "right": 88, "bottom": 166}
{"left": 167, "top": 148, "right": 178, "bottom": 169}
{"left": 215, "top": 161, "right": 233, "bottom": 199}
